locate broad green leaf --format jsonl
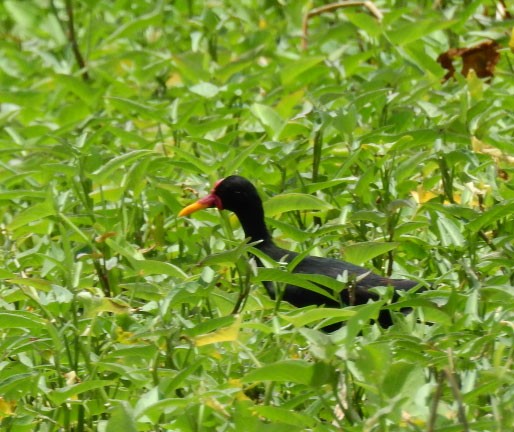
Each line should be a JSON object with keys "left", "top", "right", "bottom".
{"left": 106, "top": 97, "right": 168, "bottom": 123}
{"left": 189, "top": 82, "right": 220, "bottom": 98}
{"left": 281, "top": 307, "right": 355, "bottom": 327}
{"left": 198, "top": 239, "right": 260, "bottom": 266}
{"left": 280, "top": 57, "right": 324, "bottom": 87}
{"left": 242, "top": 360, "right": 314, "bottom": 385}
{"left": 91, "top": 150, "right": 155, "bottom": 183}
{"left": 387, "top": 19, "right": 454, "bottom": 45}
{"left": 47, "top": 380, "right": 117, "bottom": 405}
{"left": 162, "top": 359, "right": 206, "bottom": 395}
{"left": 382, "top": 362, "right": 421, "bottom": 399}
{"left": 343, "top": 301, "right": 384, "bottom": 344}
{"left": 194, "top": 315, "right": 242, "bottom": 346}
{"left": 467, "top": 201, "right": 514, "bottom": 232}
{"left": 343, "top": 241, "right": 399, "bottom": 265}
{"left": 250, "top": 103, "right": 284, "bottom": 140}
{"left": 254, "top": 268, "right": 338, "bottom": 302}
{"left": 78, "top": 293, "right": 131, "bottom": 317}
{"left": 186, "top": 315, "right": 237, "bottom": 337}
{"left": 0, "top": 312, "right": 46, "bottom": 329}
{"left": 290, "top": 178, "right": 354, "bottom": 194}
{"left": 171, "top": 146, "right": 221, "bottom": 174}
{"left": 0, "top": 190, "right": 46, "bottom": 200}
{"left": 103, "top": 7, "right": 162, "bottom": 43}
{"left": 345, "top": 11, "right": 383, "bottom": 37}
{"left": 7, "top": 200, "right": 55, "bottom": 231}
{"left": 253, "top": 405, "right": 316, "bottom": 428}
{"left": 226, "top": 141, "right": 260, "bottom": 173}
{"left": 130, "top": 259, "right": 188, "bottom": 279}
{"left": 0, "top": 269, "right": 15, "bottom": 279}
{"left": 105, "top": 345, "right": 159, "bottom": 361}
{"left": 135, "top": 398, "right": 189, "bottom": 420}
{"left": 350, "top": 210, "right": 387, "bottom": 226}
{"left": 419, "top": 306, "right": 452, "bottom": 326}
{"left": 104, "top": 238, "right": 187, "bottom": 278}
{"left": 105, "top": 402, "right": 138, "bottom": 432}
{"left": 7, "top": 278, "right": 52, "bottom": 291}
{"left": 436, "top": 215, "right": 465, "bottom": 247}
{"left": 4, "top": 0, "right": 38, "bottom": 28}
{"left": 105, "top": 238, "right": 144, "bottom": 260}
{"left": 55, "top": 74, "right": 100, "bottom": 107}
{"left": 243, "top": 360, "right": 334, "bottom": 387}
{"left": 264, "top": 193, "right": 332, "bottom": 216}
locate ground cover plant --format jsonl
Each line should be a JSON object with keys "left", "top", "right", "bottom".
{"left": 1, "top": 0, "right": 513, "bottom": 430}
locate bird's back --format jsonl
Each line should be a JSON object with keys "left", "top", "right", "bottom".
{"left": 256, "top": 241, "right": 420, "bottom": 325}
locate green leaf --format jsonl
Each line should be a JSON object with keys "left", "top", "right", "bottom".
{"left": 281, "top": 307, "right": 355, "bottom": 327}
{"left": 343, "top": 301, "right": 384, "bottom": 343}
{"left": 194, "top": 315, "right": 242, "bottom": 346}
{"left": 0, "top": 311, "right": 46, "bottom": 329}
{"left": 199, "top": 240, "right": 254, "bottom": 266}
{"left": 343, "top": 242, "right": 399, "bottom": 265}
{"left": 105, "top": 238, "right": 144, "bottom": 260}
{"left": 250, "top": 103, "right": 284, "bottom": 140}
{"left": 130, "top": 259, "right": 188, "bottom": 279}
{"left": 264, "top": 193, "right": 332, "bottom": 216}
{"left": 280, "top": 57, "right": 324, "bottom": 87}
{"left": 106, "top": 402, "right": 138, "bottom": 432}
{"left": 243, "top": 360, "right": 330, "bottom": 386}
{"left": 467, "top": 201, "right": 514, "bottom": 232}
{"left": 7, "top": 200, "right": 55, "bottom": 231}
{"left": 78, "top": 294, "right": 131, "bottom": 317}
{"left": 7, "top": 278, "right": 52, "bottom": 291}
{"left": 4, "top": 1, "right": 38, "bottom": 28}
{"left": 0, "top": 190, "right": 46, "bottom": 200}
{"left": 345, "top": 11, "right": 383, "bottom": 37}
{"left": 103, "top": 7, "right": 162, "bottom": 43}
{"left": 254, "top": 268, "right": 338, "bottom": 302}
{"left": 387, "top": 18, "right": 454, "bottom": 45}
{"left": 436, "top": 215, "right": 465, "bottom": 247}
{"left": 55, "top": 73, "right": 100, "bottom": 107}
{"left": 243, "top": 360, "right": 335, "bottom": 387}
{"left": 91, "top": 150, "right": 155, "bottom": 183}
{"left": 48, "top": 380, "right": 117, "bottom": 405}
{"left": 189, "top": 82, "right": 221, "bottom": 98}
{"left": 253, "top": 405, "right": 316, "bottom": 428}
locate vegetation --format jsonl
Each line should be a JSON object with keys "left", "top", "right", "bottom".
{"left": 1, "top": 0, "right": 513, "bottom": 430}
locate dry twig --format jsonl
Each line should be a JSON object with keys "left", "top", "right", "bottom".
{"left": 64, "top": 0, "right": 90, "bottom": 81}
{"left": 302, "top": 1, "right": 383, "bottom": 50}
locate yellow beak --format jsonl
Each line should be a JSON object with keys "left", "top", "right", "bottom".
{"left": 179, "top": 192, "right": 221, "bottom": 217}
{"left": 178, "top": 201, "right": 211, "bottom": 217}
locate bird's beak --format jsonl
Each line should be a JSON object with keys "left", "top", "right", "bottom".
{"left": 178, "top": 193, "right": 221, "bottom": 217}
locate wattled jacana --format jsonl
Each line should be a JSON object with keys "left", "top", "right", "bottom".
{"left": 179, "top": 175, "right": 422, "bottom": 328}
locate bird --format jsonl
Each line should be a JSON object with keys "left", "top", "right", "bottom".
{"left": 179, "top": 175, "right": 423, "bottom": 328}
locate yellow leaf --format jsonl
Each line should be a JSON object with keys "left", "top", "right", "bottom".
{"left": 194, "top": 315, "right": 242, "bottom": 346}
{"left": 166, "top": 72, "right": 183, "bottom": 88}
{"left": 472, "top": 136, "right": 514, "bottom": 164}
{"left": 509, "top": 28, "right": 514, "bottom": 53}
{"left": 116, "top": 327, "right": 135, "bottom": 344}
{"left": 0, "top": 397, "right": 15, "bottom": 419}
{"left": 411, "top": 187, "right": 438, "bottom": 204}
{"left": 466, "top": 69, "right": 482, "bottom": 100}
{"left": 65, "top": 371, "right": 79, "bottom": 386}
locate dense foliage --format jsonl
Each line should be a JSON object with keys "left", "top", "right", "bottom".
{"left": 1, "top": 0, "right": 513, "bottom": 430}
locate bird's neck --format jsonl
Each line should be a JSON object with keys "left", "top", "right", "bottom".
{"left": 236, "top": 207, "right": 271, "bottom": 244}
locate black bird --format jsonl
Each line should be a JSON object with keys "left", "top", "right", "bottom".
{"left": 179, "top": 175, "right": 422, "bottom": 328}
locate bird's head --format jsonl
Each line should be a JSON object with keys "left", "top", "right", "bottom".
{"left": 178, "top": 175, "right": 262, "bottom": 217}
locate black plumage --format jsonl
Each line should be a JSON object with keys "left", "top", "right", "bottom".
{"left": 180, "top": 175, "right": 422, "bottom": 328}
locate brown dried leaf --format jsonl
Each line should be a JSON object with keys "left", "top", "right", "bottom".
{"left": 437, "top": 41, "right": 500, "bottom": 81}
